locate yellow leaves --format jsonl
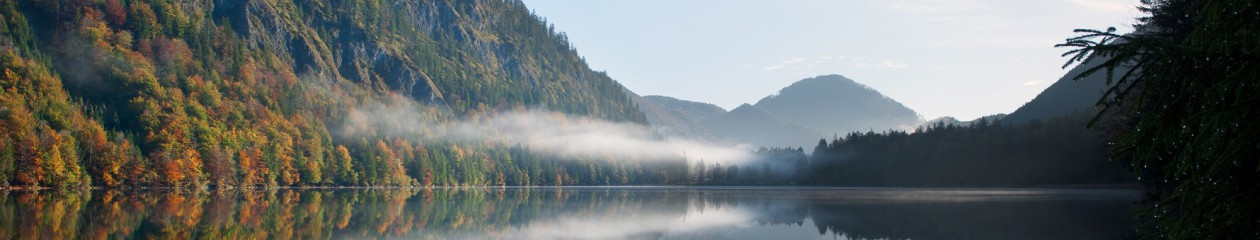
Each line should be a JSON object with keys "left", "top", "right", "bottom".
{"left": 79, "top": 6, "right": 138, "bottom": 54}
{"left": 125, "top": 66, "right": 164, "bottom": 97}
{"left": 183, "top": 148, "right": 203, "bottom": 181}
{"left": 79, "top": 7, "right": 112, "bottom": 48}
{"left": 332, "top": 145, "right": 356, "bottom": 184}
{"left": 36, "top": 126, "right": 64, "bottom": 182}
{"left": 450, "top": 144, "right": 466, "bottom": 162}
{"left": 268, "top": 129, "right": 300, "bottom": 186}
{"left": 0, "top": 93, "right": 33, "bottom": 138}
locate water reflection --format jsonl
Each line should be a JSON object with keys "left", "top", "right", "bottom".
{"left": 0, "top": 187, "right": 1138, "bottom": 239}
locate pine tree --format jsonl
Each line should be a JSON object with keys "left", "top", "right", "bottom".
{"left": 1057, "top": 0, "right": 1260, "bottom": 237}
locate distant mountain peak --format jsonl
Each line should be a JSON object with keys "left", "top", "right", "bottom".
{"left": 787, "top": 74, "right": 860, "bottom": 88}
{"left": 754, "top": 74, "right": 920, "bottom": 136}
{"left": 634, "top": 74, "right": 922, "bottom": 151}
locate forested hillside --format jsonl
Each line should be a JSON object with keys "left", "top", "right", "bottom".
{"left": 807, "top": 113, "right": 1132, "bottom": 187}
{"left": 0, "top": 0, "right": 666, "bottom": 188}
{"left": 1003, "top": 57, "right": 1113, "bottom": 125}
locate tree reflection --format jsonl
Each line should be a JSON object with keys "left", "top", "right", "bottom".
{"left": 0, "top": 188, "right": 1136, "bottom": 239}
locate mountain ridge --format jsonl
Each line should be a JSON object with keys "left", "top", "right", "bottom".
{"left": 700, "top": 104, "right": 823, "bottom": 149}
{"left": 0, "top": 0, "right": 659, "bottom": 188}
{"left": 754, "top": 74, "right": 921, "bottom": 136}
{"left": 633, "top": 74, "right": 922, "bottom": 151}
{"left": 1003, "top": 57, "right": 1115, "bottom": 125}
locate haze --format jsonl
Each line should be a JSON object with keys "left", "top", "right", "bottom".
{"left": 342, "top": 96, "right": 757, "bottom": 164}
{"left": 523, "top": 0, "right": 1139, "bottom": 120}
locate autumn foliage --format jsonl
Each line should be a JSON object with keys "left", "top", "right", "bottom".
{"left": 0, "top": 0, "right": 679, "bottom": 189}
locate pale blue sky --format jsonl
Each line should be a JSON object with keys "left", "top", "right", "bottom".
{"left": 522, "top": 0, "right": 1140, "bottom": 120}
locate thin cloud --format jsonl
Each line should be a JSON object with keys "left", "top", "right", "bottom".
{"left": 764, "top": 55, "right": 847, "bottom": 71}
{"left": 819, "top": 55, "right": 845, "bottom": 60}
{"left": 884, "top": 0, "right": 985, "bottom": 13}
{"left": 1022, "top": 80, "right": 1044, "bottom": 86}
{"left": 343, "top": 96, "right": 756, "bottom": 164}
{"left": 854, "top": 59, "right": 909, "bottom": 69}
{"left": 764, "top": 57, "right": 808, "bottom": 71}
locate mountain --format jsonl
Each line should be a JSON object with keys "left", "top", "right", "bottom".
{"left": 642, "top": 95, "right": 727, "bottom": 124}
{"left": 1003, "top": 58, "right": 1114, "bottom": 125}
{"left": 0, "top": 0, "right": 657, "bottom": 188}
{"left": 700, "top": 104, "right": 822, "bottom": 150}
{"left": 633, "top": 95, "right": 726, "bottom": 139}
{"left": 753, "top": 75, "right": 921, "bottom": 136}
{"left": 630, "top": 75, "right": 922, "bottom": 150}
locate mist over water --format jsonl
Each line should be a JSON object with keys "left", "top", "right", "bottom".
{"left": 341, "top": 97, "right": 756, "bottom": 164}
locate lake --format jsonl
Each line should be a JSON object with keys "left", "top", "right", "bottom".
{"left": 0, "top": 187, "right": 1139, "bottom": 239}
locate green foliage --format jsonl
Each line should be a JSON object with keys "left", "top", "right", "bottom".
{"left": 1057, "top": 0, "right": 1260, "bottom": 238}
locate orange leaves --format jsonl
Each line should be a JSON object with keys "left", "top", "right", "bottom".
{"left": 12, "top": 130, "right": 42, "bottom": 186}
{"left": 0, "top": 85, "right": 35, "bottom": 139}
{"left": 155, "top": 147, "right": 202, "bottom": 187}
{"left": 365, "top": 139, "right": 412, "bottom": 186}
{"left": 238, "top": 60, "right": 259, "bottom": 86}
{"left": 202, "top": 146, "right": 235, "bottom": 187}
{"left": 238, "top": 147, "right": 266, "bottom": 187}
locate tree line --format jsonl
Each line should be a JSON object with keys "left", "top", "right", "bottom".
{"left": 806, "top": 113, "right": 1132, "bottom": 187}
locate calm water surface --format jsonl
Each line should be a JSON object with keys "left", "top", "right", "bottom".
{"left": 0, "top": 187, "right": 1139, "bottom": 239}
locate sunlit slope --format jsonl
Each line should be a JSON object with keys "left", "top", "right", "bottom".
{"left": 0, "top": 0, "right": 651, "bottom": 188}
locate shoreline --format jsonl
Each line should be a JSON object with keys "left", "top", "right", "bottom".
{"left": 0, "top": 184, "right": 1142, "bottom": 192}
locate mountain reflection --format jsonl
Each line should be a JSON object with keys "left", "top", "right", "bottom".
{"left": 0, "top": 187, "right": 1137, "bottom": 239}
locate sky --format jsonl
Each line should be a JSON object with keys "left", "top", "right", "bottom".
{"left": 521, "top": 0, "right": 1141, "bottom": 120}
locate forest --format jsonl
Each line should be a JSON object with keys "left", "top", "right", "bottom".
{"left": 806, "top": 113, "right": 1132, "bottom": 187}
{"left": 0, "top": 0, "right": 1252, "bottom": 238}
{"left": 0, "top": 0, "right": 673, "bottom": 189}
